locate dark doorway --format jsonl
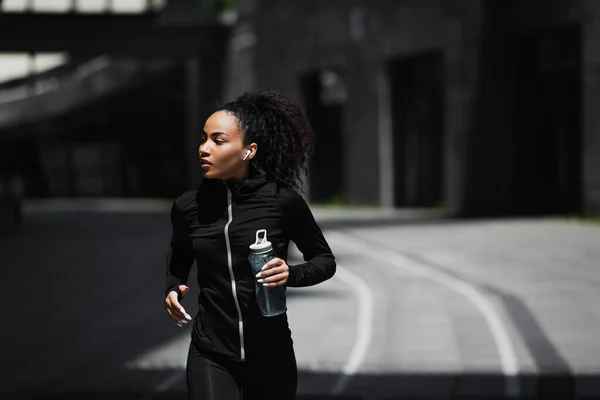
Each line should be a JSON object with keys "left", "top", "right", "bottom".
{"left": 514, "top": 24, "right": 581, "bottom": 215}
{"left": 300, "top": 69, "right": 346, "bottom": 204}
{"left": 388, "top": 52, "right": 444, "bottom": 207}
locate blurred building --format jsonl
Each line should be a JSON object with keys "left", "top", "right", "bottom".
{"left": 0, "top": 0, "right": 229, "bottom": 199}
{"left": 1, "top": 0, "right": 599, "bottom": 218}
{"left": 227, "top": 0, "right": 600, "bottom": 217}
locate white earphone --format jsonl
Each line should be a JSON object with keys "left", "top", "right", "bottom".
{"left": 243, "top": 150, "right": 251, "bottom": 161}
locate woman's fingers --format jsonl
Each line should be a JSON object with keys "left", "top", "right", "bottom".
{"left": 179, "top": 285, "right": 190, "bottom": 297}
{"left": 256, "top": 259, "right": 287, "bottom": 277}
{"left": 261, "top": 258, "right": 283, "bottom": 272}
{"left": 256, "top": 259, "right": 289, "bottom": 287}
{"left": 260, "top": 268, "right": 288, "bottom": 282}
{"left": 171, "top": 304, "right": 191, "bottom": 321}
{"left": 258, "top": 268, "right": 289, "bottom": 286}
{"left": 263, "top": 275, "right": 288, "bottom": 286}
{"left": 165, "top": 292, "right": 192, "bottom": 322}
{"left": 171, "top": 292, "right": 192, "bottom": 319}
{"left": 166, "top": 308, "right": 186, "bottom": 327}
{"left": 168, "top": 291, "right": 183, "bottom": 309}
{"left": 258, "top": 265, "right": 287, "bottom": 278}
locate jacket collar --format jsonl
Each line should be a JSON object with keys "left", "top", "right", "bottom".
{"left": 200, "top": 165, "right": 269, "bottom": 200}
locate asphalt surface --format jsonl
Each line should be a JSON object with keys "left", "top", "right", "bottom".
{"left": 2, "top": 204, "right": 600, "bottom": 399}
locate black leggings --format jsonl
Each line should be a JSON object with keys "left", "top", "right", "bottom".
{"left": 186, "top": 341, "right": 297, "bottom": 400}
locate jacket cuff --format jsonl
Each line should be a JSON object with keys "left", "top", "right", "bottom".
{"left": 165, "top": 284, "right": 183, "bottom": 300}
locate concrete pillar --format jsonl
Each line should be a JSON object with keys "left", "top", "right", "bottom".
{"left": 222, "top": 0, "right": 257, "bottom": 100}
{"left": 442, "top": 1, "right": 484, "bottom": 216}
{"left": 343, "top": 54, "right": 382, "bottom": 206}
{"left": 343, "top": 6, "right": 384, "bottom": 207}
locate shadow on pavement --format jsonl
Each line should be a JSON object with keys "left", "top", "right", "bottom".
{"left": 0, "top": 370, "right": 594, "bottom": 399}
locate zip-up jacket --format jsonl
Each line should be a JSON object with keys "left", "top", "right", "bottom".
{"left": 165, "top": 169, "right": 336, "bottom": 361}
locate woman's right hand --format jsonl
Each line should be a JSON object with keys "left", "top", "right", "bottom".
{"left": 165, "top": 285, "right": 192, "bottom": 327}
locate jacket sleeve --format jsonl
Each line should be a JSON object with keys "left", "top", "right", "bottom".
{"left": 165, "top": 199, "right": 194, "bottom": 299}
{"left": 282, "top": 191, "right": 336, "bottom": 287}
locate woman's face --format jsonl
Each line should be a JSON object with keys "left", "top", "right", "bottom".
{"left": 199, "top": 111, "right": 255, "bottom": 180}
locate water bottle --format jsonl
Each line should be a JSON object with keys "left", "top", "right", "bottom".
{"left": 248, "top": 229, "right": 287, "bottom": 317}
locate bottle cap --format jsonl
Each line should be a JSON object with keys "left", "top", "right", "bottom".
{"left": 249, "top": 229, "right": 273, "bottom": 254}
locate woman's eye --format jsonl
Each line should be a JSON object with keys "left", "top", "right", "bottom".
{"left": 215, "top": 139, "right": 224, "bottom": 145}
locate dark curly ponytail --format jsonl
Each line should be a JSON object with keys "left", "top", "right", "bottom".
{"left": 215, "top": 90, "right": 314, "bottom": 193}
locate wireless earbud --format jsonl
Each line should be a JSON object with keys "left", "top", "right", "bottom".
{"left": 243, "top": 150, "right": 251, "bottom": 161}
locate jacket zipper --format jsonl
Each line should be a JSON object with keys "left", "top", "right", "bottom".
{"left": 224, "top": 185, "right": 246, "bottom": 360}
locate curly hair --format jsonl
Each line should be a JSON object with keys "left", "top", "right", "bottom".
{"left": 215, "top": 90, "right": 314, "bottom": 193}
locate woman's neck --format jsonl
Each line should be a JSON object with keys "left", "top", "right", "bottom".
{"left": 212, "top": 166, "right": 250, "bottom": 183}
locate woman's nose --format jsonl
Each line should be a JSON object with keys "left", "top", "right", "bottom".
{"left": 199, "top": 143, "right": 208, "bottom": 156}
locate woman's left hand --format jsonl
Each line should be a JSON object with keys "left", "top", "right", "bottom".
{"left": 256, "top": 258, "right": 289, "bottom": 287}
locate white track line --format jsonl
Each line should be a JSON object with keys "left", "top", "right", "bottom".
{"left": 330, "top": 265, "right": 375, "bottom": 396}
{"left": 330, "top": 232, "right": 520, "bottom": 397}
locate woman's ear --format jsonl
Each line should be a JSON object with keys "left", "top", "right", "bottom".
{"left": 244, "top": 143, "right": 258, "bottom": 160}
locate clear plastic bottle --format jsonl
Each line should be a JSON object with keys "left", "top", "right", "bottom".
{"left": 248, "top": 229, "right": 287, "bottom": 317}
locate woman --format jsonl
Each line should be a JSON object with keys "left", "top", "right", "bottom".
{"left": 164, "top": 90, "right": 336, "bottom": 400}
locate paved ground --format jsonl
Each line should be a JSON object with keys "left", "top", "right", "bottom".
{"left": 1, "top": 201, "right": 600, "bottom": 399}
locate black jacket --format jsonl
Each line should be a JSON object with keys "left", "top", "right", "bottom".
{"left": 165, "top": 169, "right": 336, "bottom": 361}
